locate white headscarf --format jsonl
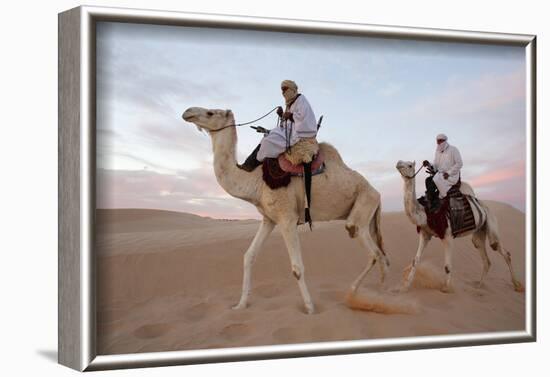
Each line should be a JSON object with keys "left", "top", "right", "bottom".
{"left": 436, "top": 134, "right": 449, "bottom": 153}
{"left": 281, "top": 80, "right": 298, "bottom": 106}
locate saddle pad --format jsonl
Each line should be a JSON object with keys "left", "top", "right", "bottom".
{"left": 417, "top": 199, "right": 450, "bottom": 239}
{"left": 262, "top": 158, "right": 291, "bottom": 189}
{"left": 262, "top": 152, "right": 326, "bottom": 190}
{"left": 450, "top": 195, "right": 476, "bottom": 237}
{"left": 416, "top": 191, "right": 477, "bottom": 239}
{"left": 278, "top": 150, "right": 325, "bottom": 174}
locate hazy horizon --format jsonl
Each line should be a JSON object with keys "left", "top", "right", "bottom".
{"left": 96, "top": 22, "right": 527, "bottom": 220}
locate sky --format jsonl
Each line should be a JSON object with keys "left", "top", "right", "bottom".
{"left": 96, "top": 22, "right": 527, "bottom": 219}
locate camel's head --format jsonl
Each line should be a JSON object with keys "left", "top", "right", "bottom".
{"left": 396, "top": 160, "right": 416, "bottom": 179}
{"left": 182, "top": 107, "right": 235, "bottom": 133}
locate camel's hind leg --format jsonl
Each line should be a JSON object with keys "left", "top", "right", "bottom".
{"left": 349, "top": 229, "right": 379, "bottom": 294}
{"left": 233, "top": 218, "right": 275, "bottom": 310}
{"left": 485, "top": 206, "right": 524, "bottom": 292}
{"left": 345, "top": 189, "right": 388, "bottom": 291}
{"left": 472, "top": 227, "right": 491, "bottom": 288}
{"left": 279, "top": 221, "right": 315, "bottom": 314}
{"left": 488, "top": 236, "right": 524, "bottom": 292}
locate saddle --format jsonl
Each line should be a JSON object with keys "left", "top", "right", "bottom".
{"left": 262, "top": 138, "right": 326, "bottom": 230}
{"left": 417, "top": 181, "right": 477, "bottom": 238}
{"left": 261, "top": 138, "right": 325, "bottom": 189}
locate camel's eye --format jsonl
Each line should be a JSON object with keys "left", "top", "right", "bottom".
{"left": 207, "top": 111, "right": 214, "bottom": 117}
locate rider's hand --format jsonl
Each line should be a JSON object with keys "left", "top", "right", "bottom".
{"left": 282, "top": 112, "right": 294, "bottom": 121}
{"left": 276, "top": 106, "right": 283, "bottom": 117}
{"left": 422, "top": 160, "right": 430, "bottom": 167}
{"left": 443, "top": 172, "right": 449, "bottom": 180}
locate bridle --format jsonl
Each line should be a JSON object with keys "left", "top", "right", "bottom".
{"left": 207, "top": 107, "right": 280, "bottom": 133}
{"left": 404, "top": 163, "right": 424, "bottom": 179}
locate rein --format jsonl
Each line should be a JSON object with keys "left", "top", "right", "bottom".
{"left": 209, "top": 107, "right": 280, "bottom": 133}
{"left": 405, "top": 164, "right": 424, "bottom": 179}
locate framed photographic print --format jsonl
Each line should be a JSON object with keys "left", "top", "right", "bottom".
{"left": 58, "top": 5, "right": 536, "bottom": 371}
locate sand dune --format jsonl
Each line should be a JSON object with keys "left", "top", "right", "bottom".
{"left": 96, "top": 202, "right": 526, "bottom": 355}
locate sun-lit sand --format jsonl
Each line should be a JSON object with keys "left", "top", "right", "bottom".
{"left": 96, "top": 202, "right": 525, "bottom": 355}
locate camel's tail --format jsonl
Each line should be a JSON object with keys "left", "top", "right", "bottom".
{"left": 373, "top": 203, "right": 388, "bottom": 265}
{"left": 478, "top": 200, "right": 500, "bottom": 249}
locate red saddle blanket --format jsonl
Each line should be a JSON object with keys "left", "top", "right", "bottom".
{"left": 416, "top": 182, "right": 476, "bottom": 239}
{"left": 262, "top": 151, "right": 325, "bottom": 189}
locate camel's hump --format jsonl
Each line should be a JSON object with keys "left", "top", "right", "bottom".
{"left": 318, "top": 142, "right": 344, "bottom": 164}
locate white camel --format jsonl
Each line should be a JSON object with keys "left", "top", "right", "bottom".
{"left": 395, "top": 160, "right": 523, "bottom": 293}
{"left": 182, "top": 107, "right": 389, "bottom": 314}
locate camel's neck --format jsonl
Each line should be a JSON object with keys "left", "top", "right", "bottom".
{"left": 210, "top": 128, "right": 259, "bottom": 204}
{"left": 403, "top": 177, "right": 427, "bottom": 226}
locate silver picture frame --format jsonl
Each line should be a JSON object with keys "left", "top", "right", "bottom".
{"left": 58, "top": 5, "right": 536, "bottom": 372}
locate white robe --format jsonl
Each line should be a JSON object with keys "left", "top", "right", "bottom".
{"left": 432, "top": 143, "right": 463, "bottom": 198}
{"left": 257, "top": 94, "right": 317, "bottom": 161}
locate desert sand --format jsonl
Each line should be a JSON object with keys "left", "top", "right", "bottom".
{"left": 96, "top": 202, "right": 526, "bottom": 355}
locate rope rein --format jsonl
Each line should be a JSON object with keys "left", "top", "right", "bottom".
{"left": 405, "top": 164, "right": 425, "bottom": 179}
{"left": 209, "top": 107, "right": 281, "bottom": 133}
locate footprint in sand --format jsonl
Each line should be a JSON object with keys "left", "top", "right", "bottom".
{"left": 133, "top": 323, "right": 172, "bottom": 339}
{"left": 219, "top": 323, "right": 252, "bottom": 341}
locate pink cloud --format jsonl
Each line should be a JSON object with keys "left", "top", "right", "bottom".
{"left": 469, "top": 161, "right": 525, "bottom": 187}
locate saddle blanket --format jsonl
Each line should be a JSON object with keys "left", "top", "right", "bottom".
{"left": 417, "top": 182, "right": 477, "bottom": 238}
{"left": 262, "top": 151, "right": 325, "bottom": 190}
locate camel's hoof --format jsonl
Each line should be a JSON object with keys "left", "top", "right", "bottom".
{"left": 513, "top": 282, "right": 525, "bottom": 292}
{"left": 388, "top": 286, "right": 403, "bottom": 294}
{"left": 232, "top": 303, "right": 247, "bottom": 310}
{"left": 440, "top": 285, "right": 454, "bottom": 294}
{"left": 399, "top": 286, "right": 410, "bottom": 294}
{"left": 305, "top": 304, "right": 315, "bottom": 315}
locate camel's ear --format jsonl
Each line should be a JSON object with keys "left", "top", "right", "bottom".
{"left": 225, "top": 109, "right": 232, "bottom": 117}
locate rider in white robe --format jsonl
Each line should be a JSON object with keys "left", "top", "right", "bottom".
{"left": 257, "top": 93, "right": 317, "bottom": 161}
{"left": 238, "top": 80, "right": 318, "bottom": 171}
{"left": 431, "top": 134, "right": 463, "bottom": 198}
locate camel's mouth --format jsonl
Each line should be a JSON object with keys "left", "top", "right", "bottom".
{"left": 395, "top": 160, "right": 414, "bottom": 176}
{"left": 182, "top": 109, "right": 197, "bottom": 122}
{"left": 395, "top": 161, "right": 406, "bottom": 170}
{"left": 181, "top": 107, "right": 235, "bottom": 134}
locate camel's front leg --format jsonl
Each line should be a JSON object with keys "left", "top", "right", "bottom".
{"left": 280, "top": 221, "right": 315, "bottom": 314}
{"left": 441, "top": 236, "right": 454, "bottom": 293}
{"left": 233, "top": 218, "right": 275, "bottom": 310}
{"left": 401, "top": 232, "right": 429, "bottom": 292}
